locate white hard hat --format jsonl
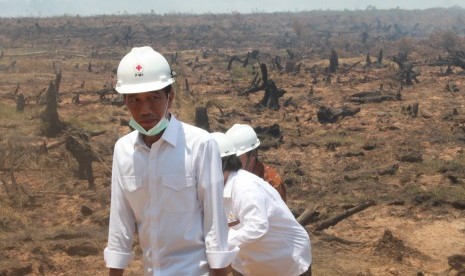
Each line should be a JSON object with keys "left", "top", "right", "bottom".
{"left": 115, "top": 46, "right": 175, "bottom": 94}
{"left": 211, "top": 132, "right": 236, "bottom": 157}
{"left": 225, "top": 124, "right": 260, "bottom": 156}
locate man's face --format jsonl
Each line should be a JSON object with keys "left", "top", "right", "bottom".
{"left": 124, "top": 90, "right": 173, "bottom": 131}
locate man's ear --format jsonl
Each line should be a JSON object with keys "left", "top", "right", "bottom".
{"left": 167, "top": 90, "right": 175, "bottom": 108}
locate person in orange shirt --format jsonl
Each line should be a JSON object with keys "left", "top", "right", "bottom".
{"left": 226, "top": 124, "right": 287, "bottom": 203}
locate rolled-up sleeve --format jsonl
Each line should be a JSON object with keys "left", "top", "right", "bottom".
{"left": 104, "top": 248, "right": 133, "bottom": 269}
{"left": 104, "top": 148, "right": 136, "bottom": 269}
{"left": 196, "top": 139, "right": 238, "bottom": 268}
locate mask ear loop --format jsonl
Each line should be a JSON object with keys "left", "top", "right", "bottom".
{"left": 162, "top": 93, "right": 171, "bottom": 120}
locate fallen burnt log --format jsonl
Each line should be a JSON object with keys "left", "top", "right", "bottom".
{"left": 297, "top": 206, "right": 320, "bottom": 226}
{"left": 347, "top": 89, "right": 401, "bottom": 104}
{"left": 71, "top": 88, "right": 122, "bottom": 106}
{"left": 314, "top": 200, "right": 375, "bottom": 231}
{"left": 317, "top": 105, "right": 360, "bottom": 124}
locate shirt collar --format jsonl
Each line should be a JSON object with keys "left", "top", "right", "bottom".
{"left": 223, "top": 170, "right": 237, "bottom": 198}
{"left": 133, "top": 114, "right": 179, "bottom": 149}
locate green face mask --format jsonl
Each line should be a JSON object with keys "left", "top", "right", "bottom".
{"left": 129, "top": 103, "right": 170, "bottom": 136}
{"left": 129, "top": 117, "right": 169, "bottom": 136}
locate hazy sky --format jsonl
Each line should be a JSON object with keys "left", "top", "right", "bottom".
{"left": 0, "top": 0, "right": 463, "bottom": 17}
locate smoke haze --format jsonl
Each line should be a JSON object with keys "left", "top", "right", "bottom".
{"left": 0, "top": 0, "right": 463, "bottom": 17}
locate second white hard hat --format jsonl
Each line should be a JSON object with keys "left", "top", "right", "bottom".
{"left": 211, "top": 132, "right": 236, "bottom": 157}
{"left": 115, "top": 46, "right": 175, "bottom": 94}
{"left": 225, "top": 124, "right": 260, "bottom": 156}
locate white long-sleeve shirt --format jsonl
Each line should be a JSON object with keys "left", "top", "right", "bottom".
{"left": 104, "top": 115, "right": 237, "bottom": 275}
{"left": 224, "top": 170, "right": 312, "bottom": 276}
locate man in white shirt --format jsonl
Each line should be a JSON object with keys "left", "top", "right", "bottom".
{"left": 104, "top": 46, "right": 236, "bottom": 276}
{"left": 211, "top": 133, "right": 312, "bottom": 276}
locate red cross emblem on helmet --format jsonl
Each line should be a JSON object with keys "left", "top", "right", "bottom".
{"left": 133, "top": 64, "right": 144, "bottom": 77}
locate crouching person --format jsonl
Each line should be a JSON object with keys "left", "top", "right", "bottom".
{"left": 211, "top": 132, "right": 312, "bottom": 276}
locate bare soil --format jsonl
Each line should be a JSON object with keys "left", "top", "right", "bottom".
{"left": 1, "top": 9, "right": 465, "bottom": 276}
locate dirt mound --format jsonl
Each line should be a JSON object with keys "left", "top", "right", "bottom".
{"left": 375, "top": 229, "right": 429, "bottom": 262}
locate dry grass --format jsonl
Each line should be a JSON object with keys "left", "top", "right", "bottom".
{"left": 1, "top": 8, "right": 465, "bottom": 275}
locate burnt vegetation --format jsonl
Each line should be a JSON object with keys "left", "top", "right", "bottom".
{"left": 1, "top": 7, "right": 465, "bottom": 275}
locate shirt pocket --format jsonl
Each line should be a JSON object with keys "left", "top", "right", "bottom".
{"left": 161, "top": 175, "right": 196, "bottom": 212}
{"left": 122, "top": 176, "right": 144, "bottom": 192}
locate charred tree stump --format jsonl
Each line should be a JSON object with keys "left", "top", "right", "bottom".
{"left": 393, "top": 52, "right": 420, "bottom": 85}
{"left": 41, "top": 79, "right": 64, "bottom": 137}
{"left": 16, "top": 93, "right": 25, "bottom": 112}
{"left": 243, "top": 52, "right": 249, "bottom": 67}
{"left": 377, "top": 49, "right": 383, "bottom": 64}
{"left": 274, "top": 56, "right": 283, "bottom": 70}
{"left": 195, "top": 106, "right": 210, "bottom": 132}
{"left": 259, "top": 80, "right": 285, "bottom": 110}
{"left": 14, "top": 83, "right": 20, "bottom": 94}
{"left": 54, "top": 70, "right": 62, "bottom": 102}
{"left": 329, "top": 49, "right": 339, "bottom": 73}
{"left": 365, "top": 52, "right": 372, "bottom": 67}
{"left": 239, "top": 63, "right": 285, "bottom": 110}
{"left": 65, "top": 132, "right": 96, "bottom": 189}
{"left": 250, "top": 72, "right": 259, "bottom": 87}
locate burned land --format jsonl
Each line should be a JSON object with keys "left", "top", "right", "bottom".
{"left": 1, "top": 8, "right": 465, "bottom": 276}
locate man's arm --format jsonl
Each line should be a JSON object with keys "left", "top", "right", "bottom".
{"left": 197, "top": 138, "right": 237, "bottom": 269}
{"left": 109, "top": 268, "right": 124, "bottom": 276}
{"left": 229, "top": 183, "right": 269, "bottom": 249}
{"left": 104, "top": 149, "right": 136, "bottom": 270}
